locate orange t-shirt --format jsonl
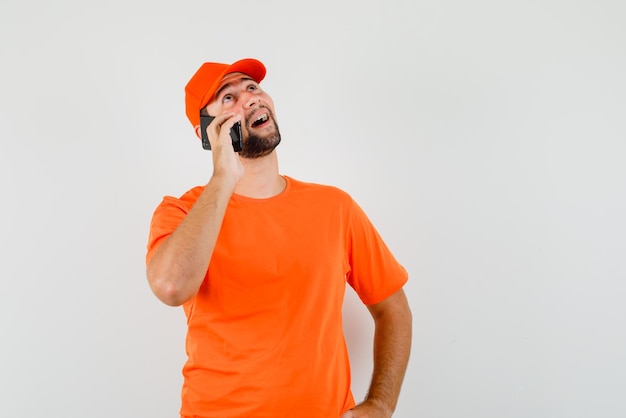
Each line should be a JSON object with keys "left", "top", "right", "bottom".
{"left": 146, "top": 176, "right": 408, "bottom": 418}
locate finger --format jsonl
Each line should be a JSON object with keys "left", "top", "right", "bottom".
{"left": 207, "top": 113, "right": 240, "bottom": 149}
{"left": 212, "top": 112, "right": 236, "bottom": 126}
{"left": 219, "top": 113, "right": 241, "bottom": 133}
{"left": 210, "top": 113, "right": 240, "bottom": 141}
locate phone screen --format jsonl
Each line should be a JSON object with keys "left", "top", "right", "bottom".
{"left": 200, "top": 114, "right": 243, "bottom": 152}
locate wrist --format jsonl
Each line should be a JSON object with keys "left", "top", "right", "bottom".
{"left": 209, "top": 170, "right": 239, "bottom": 191}
{"left": 364, "top": 396, "right": 394, "bottom": 417}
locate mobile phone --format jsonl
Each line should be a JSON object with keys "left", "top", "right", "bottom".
{"left": 200, "top": 114, "right": 243, "bottom": 152}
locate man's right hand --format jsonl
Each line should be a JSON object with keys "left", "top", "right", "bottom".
{"left": 205, "top": 112, "right": 244, "bottom": 184}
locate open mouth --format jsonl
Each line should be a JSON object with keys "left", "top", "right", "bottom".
{"left": 251, "top": 112, "right": 269, "bottom": 128}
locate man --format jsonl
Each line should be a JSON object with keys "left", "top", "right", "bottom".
{"left": 146, "top": 58, "right": 412, "bottom": 418}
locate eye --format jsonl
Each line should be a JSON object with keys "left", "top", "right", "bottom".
{"left": 222, "top": 94, "right": 234, "bottom": 103}
{"left": 247, "top": 84, "right": 257, "bottom": 92}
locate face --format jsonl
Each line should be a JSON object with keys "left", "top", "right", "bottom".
{"left": 204, "top": 72, "right": 281, "bottom": 159}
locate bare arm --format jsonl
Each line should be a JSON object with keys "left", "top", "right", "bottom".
{"left": 146, "top": 173, "right": 237, "bottom": 306}
{"left": 343, "top": 288, "right": 413, "bottom": 418}
{"left": 146, "top": 113, "right": 242, "bottom": 306}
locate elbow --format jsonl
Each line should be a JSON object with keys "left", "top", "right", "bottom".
{"left": 151, "top": 280, "right": 189, "bottom": 307}
{"left": 146, "top": 267, "right": 193, "bottom": 307}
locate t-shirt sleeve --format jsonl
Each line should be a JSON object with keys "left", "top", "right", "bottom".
{"left": 145, "top": 196, "right": 190, "bottom": 266}
{"left": 345, "top": 198, "right": 408, "bottom": 305}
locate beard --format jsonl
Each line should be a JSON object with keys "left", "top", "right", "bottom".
{"left": 240, "top": 111, "right": 282, "bottom": 159}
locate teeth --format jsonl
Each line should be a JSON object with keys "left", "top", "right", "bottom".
{"left": 252, "top": 113, "right": 268, "bottom": 127}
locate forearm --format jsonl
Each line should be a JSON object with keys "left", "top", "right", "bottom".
{"left": 365, "top": 290, "right": 412, "bottom": 415}
{"left": 146, "top": 173, "right": 237, "bottom": 306}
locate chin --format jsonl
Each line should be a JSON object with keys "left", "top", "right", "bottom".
{"left": 241, "top": 124, "right": 281, "bottom": 159}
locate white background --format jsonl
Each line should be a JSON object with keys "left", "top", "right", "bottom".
{"left": 1, "top": 0, "right": 625, "bottom": 417}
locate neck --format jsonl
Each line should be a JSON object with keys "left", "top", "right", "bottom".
{"left": 234, "top": 151, "right": 285, "bottom": 198}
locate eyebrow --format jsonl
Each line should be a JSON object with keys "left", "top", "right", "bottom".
{"left": 214, "top": 76, "right": 255, "bottom": 101}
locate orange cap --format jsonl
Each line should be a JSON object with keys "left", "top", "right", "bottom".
{"left": 184, "top": 58, "right": 266, "bottom": 128}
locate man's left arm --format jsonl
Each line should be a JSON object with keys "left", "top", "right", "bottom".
{"left": 342, "top": 288, "right": 413, "bottom": 418}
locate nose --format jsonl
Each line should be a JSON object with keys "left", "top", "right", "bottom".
{"left": 243, "top": 92, "right": 259, "bottom": 109}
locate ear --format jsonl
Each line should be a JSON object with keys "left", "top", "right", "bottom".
{"left": 194, "top": 124, "right": 202, "bottom": 140}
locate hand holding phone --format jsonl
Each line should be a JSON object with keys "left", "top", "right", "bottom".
{"left": 200, "top": 114, "right": 243, "bottom": 152}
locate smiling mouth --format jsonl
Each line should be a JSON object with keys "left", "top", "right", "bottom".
{"left": 251, "top": 113, "right": 269, "bottom": 128}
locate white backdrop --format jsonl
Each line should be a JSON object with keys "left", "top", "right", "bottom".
{"left": 1, "top": 1, "right": 625, "bottom": 417}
